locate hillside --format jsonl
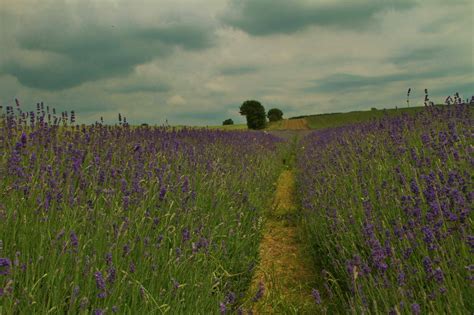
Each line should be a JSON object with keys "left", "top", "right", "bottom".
{"left": 290, "top": 106, "right": 426, "bottom": 130}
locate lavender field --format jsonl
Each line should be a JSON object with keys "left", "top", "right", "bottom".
{"left": 0, "top": 100, "right": 472, "bottom": 314}
{"left": 0, "top": 102, "right": 286, "bottom": 313}
{"left": 2, "top": 1, "right": 473, "bottom": 313}
{"left": 297, "top": 104, "right": 473, "bottom": 313}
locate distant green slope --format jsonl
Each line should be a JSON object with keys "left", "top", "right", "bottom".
{"left": 293, "top": 106, "right": 426, "bottom": 130}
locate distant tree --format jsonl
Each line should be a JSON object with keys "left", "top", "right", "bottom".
{"left": 239, "top": 100, "right": 266, "bottom": 130}
{"left": 222, "top": 118, "right": 234, "bottom": 125}
{"left": 267, "top": 108, "right": 283, "bottom": 122}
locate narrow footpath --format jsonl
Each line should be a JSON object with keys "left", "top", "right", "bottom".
{"left": 244, "top": 169, "right": 317, "bottom": 314}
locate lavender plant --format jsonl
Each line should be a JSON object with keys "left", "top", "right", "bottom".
{"left": 0, "top": 100, "right": 284, "bottom": 313}
{"left": 297, "top": 102, "right": 473, "bottom": 313}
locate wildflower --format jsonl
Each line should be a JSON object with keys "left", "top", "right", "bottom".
{"left": 93, "top": 272, "right": 104, "bottom": 289}
{"left": 253, "top": 281, "right": 264, "bottom": 302}
{"left": 433, "top": 267, "right": 444, "bottom": 283}
{"left": 182, "top": 228, "right": 190, "bottom": 242}
{"left": 397, "top": 271, "right": 406, "bottom": 286}
{"left": 129, "top": 262, "right": 136, "bottom": 273}
{"left": 107, "top": 267, "right": 116, "bottom": 285}
{"left": 312, "top": 288, "right": 321, "bottom": 304}
{"left": 422, "top": 256, "right": 433, "bottom": 275}
{"left": 159, "top": 186, "right": 167, "bottom": 201}
{"left": 123, "top": 243, "right": 131, "bottom": 257}
{"left": 20, "top": 133, "right": 27, "bottom": 145}
{"left": 226, "top": 291, "right": 236, "bottom": 304}
{"left": 0, "top": 258, "right": 12, "bottom": 275}
{"left": 411, "top": 303, "right": 421, "bottom": 314}
{"left": 219, "top": 302, "right": 227, "bottom": 314}
{"left": 105, "top": 253, "right": 113, "bottom": 266}
{"left": 70, "top": 232, "right": 79, "bottom": 252}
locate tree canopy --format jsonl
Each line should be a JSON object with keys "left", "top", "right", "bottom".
{"left": 222, "top": 118, "right": 234, "bottom": 125}
{"left": 267, "top": 108, "right": 283, "bottom": 122}
{"left": 239, "top": 100, "right": 266, "bottom": 130}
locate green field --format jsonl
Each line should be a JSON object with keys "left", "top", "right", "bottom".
{"left": 206, "top": 106, "right": 429, "bottom": 131}
{"left": 293, "top": 106, "right": 426, "bottom": 130}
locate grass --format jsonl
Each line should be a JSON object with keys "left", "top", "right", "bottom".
{"left": 204, "top": 123, "right": 248, "bottom": 130}
{"left": 265, "top": 120, "right": 285, "bottom": 131}
{"left": 296, "top": 106, "right": 426, "bottom": 130}
{"left": 243, "top": 170, "right": 318, "bottom": 314}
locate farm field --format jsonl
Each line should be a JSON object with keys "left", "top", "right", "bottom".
{"left": 0, "top": 102, "right": 472, "bottom": 314}
{"left": 0, "top": 103, "right": 286, "bottom": 313}
{"left": 294, "top": 106, "right": 427, "bottom": 130}
{"left": 1, "top": 1, "right": 472, "bottom": 314}
{"left": 209, "top": 106, "right": 425, "bottom": 132}
{"left": 297, "top": 104, "right": 473, "bottom": 313}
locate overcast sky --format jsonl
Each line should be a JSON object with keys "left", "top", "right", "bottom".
{"left": 0, "top": 0, "right": 472, "bottom": 125}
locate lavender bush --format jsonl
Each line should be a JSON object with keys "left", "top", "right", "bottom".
{"left": 297, "top": 103, "right": 473, "bottom": 313}
{"left": 0, "top": 101, "right": 284, "bottom": 313}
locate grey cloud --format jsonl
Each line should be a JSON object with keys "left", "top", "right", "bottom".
{"left": 170, "top": 104, "right": 240, "bottom": 125}
{"left": 389, "top": 46, "right": 469, "bottom": 67}
{"left": 219, "top": 65, "right": 259, "bottom": 76}
{"left": 140, "top": 24, "right": 214, "bottom": 50}
{"left": 106, "top": 82, "right": 171, "bottom": 94}
{"left": 304, "top": 66, "right": 472, "bottom": 94}
{"left": 303, "top": 73, "right": 407, "bottom": 93}
{"left": 221, "top": 0, "right": 416, "bottom": 36}
{"left": 1, "top": 10, "right": 215, "bottom": 90}
{"left": 432, "top": 82, "right": 473, "bottom": 99}
{"left": 390, "top": 48, "right": 442, "bottom": 65}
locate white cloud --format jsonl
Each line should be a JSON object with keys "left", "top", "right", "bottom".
{"left": 167, "top": 95, "right": 186, "bottom": 106}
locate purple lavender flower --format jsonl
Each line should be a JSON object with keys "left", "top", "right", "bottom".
{"left": 252, "top": 281, "right": 264, "bottom": 302}
{"left": 182, "top": 228, "right": 190, "bottom": 242}
{"left": 159, "top": 186, "right": 167, "bottom": 201}
{"left": 433, "top": 267, "right": 444, "bottom": 283}
{"left": 219, "top": 302, "right": 227, "bottom": 314}
{"left": 410, "top": 179, "right": 420, "bottom": 195}
{"left": 105, "top": 253, "right": 113, "bottom": 266}
{"left": 20, "top": 132, "right": 27, "bottom": 145}
{"left": 411, "top": 303, "right": 421, "bottom": 314}
{"left": 397, "top": 271, "right": 406, "bottom": 286}
{"left": 70, "top": 232, "right": 79, "bottom": 252}
{"left": 107, "top": 267, "right": 116, "bottom": 285}
{"left": 123, "top": 243, "right": 131, "bottom": 257}
{"left": 129, "top": 262, "right": 136, "bottom": 273}
{"left": 0, "top": 258, "right": 12, "bottom": 275}
{"left": 94, "top": 271, "right": 107, "bottom": 298}
{"left": 312, "top": 288, "right": 321, "bottom": 304}
{"left": 422, "top": 256, "right": 433, "bottom": 275}
{"left": 226, "top": 291, "right": 236, "bottom": 304}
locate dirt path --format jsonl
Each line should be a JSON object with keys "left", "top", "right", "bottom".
{"left": 281, "top": 118, "right": 310, "bottom": 130}
{"left": 243, "top": 170, "right": 317, "bottom": 314}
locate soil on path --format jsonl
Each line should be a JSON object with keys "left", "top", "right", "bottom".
{"left": 244, "top": 170, "right": 317, "bottom": 314}
{"left": 280, "top": 118, "right": 310, "bottom": 130}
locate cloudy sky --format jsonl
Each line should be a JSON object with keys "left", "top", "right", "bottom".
{"left": 0, "top": 0, "right": 472, "bottom": 125}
